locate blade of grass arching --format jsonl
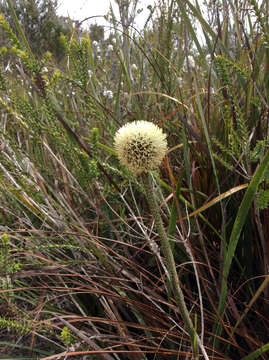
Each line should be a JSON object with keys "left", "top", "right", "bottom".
{"left": 176, "top": 0, "right": 227, "bottom": 56}
{"left": 193, "top": 0, "right": 217, "bottom": 59}
{"left": 240, "top": 342, "right": 269, "bottom": 360}
{"left": 6, "top": 0, "right": 35, "bottom": 61}
{"left": 192, "top": 0, "right": 218, "bottom": 40}
{"left": 216, "top": 150, "right": 269, "bottom": 337}
{"left": 232, "top": 275, "right": 269, "bottom": 335}
{"left": 185, "top": 184, "right": 249, "bottom": 219}
{"left": 175, "top": 0, "right": 204, "bottom": 58}
{"left": 179, "top": 0, "right": 232, "bottom": 58}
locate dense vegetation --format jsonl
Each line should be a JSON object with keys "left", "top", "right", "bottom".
{"left": 0, "top": 0, "right": 268, "bottom": 359}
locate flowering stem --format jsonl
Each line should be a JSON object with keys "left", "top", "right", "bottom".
{"left": 141, "top": 172, "right": 198, "bottom": 357}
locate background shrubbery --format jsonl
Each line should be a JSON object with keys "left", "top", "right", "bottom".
{"left": 0, "top": 0, "right": 268, "bottom": 359}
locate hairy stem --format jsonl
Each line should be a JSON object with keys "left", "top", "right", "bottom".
{"left": 141, "top": 172, "right": 199, "bottom": 357}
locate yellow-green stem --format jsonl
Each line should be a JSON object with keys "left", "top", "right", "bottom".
{"left": 141, "top": 172, "right": 198, "bottom": 356}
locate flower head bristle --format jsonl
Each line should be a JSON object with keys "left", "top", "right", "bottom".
{"left": 114, "top": 120, "right": 168, "bottom": 175}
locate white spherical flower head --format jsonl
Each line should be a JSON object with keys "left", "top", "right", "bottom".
{"left": 114, "top": 121, "right": 168, "bottom": 175}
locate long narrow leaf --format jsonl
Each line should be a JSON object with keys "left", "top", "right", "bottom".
{"left": 217, "top": 150, "right": 269, "bottom": 331}
{"left": 240, "top": 342, "right": 269, "bottom": 360}
{"left": 185, "top": 184, "right": 248, "bottom": 219}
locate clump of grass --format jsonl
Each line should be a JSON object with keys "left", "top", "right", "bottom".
{"left": 0, "top": 0, "right": 268, "bottom": 359}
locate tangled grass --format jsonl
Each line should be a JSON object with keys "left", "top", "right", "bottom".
{"left": 0, "top": 0, "right": 268, "bottom": 359}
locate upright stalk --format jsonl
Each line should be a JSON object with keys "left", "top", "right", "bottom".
{"left": 114, "top": 120, "right": 207, "bottom": 358}
{"left": 141, "top": 172, "right": 198, "bottom": 357}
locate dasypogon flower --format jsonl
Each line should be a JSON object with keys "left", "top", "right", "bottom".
{"left": 114, "top": 120, "right": 167, "bottom": 175}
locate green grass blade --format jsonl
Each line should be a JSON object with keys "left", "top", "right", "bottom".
{"left": 0, "top": 342, "right": 52, "bottom": 356}
{"left": 232, "top": 276, "right": 269, "bottom": 334}
{"left": 185, "top": 184, "right": 248, "bottom": 219}
{"left": 240, "top": 342, "right": 269, "bottom": 360}
{"left": 175, "top": 0, "right": 204, "bottom": 57}
{"left": 217, "top": 150, "right": 269, "bottom": 331}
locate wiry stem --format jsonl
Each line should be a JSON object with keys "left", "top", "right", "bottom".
{"left": 141, "top": 172, "right": 198, "bottom": 357}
